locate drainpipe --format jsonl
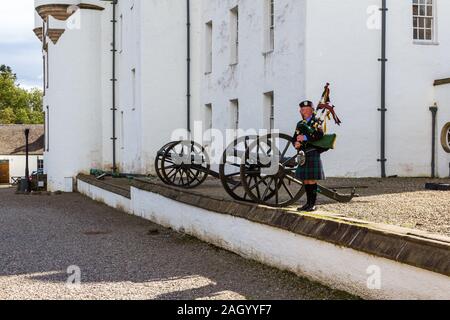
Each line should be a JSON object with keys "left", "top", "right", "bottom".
{"left": 377, "top": 0, "right": 388, "bottom": 178}
{"left": 430, "top": 104, "right": 438, "bottom": 178}
{"left": 186, "top": 0, "right": 191, "bottom": 133}
{"left": 25, "top": 129, "right": 31, "bottom": 193}
{"left": 110, "top": 0, "right": 118, "bottom": 173}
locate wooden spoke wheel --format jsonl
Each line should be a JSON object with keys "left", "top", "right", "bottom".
{"left": 161, "top": 141, "right": 210, "bottom": 188}
{"left": 240, "top": 134, "right": 305, "bottom": 208}
{"left": 155, "top": 141, "right": 180, "bottom": 184}
{"left": 219, "top": 135, "right": 259, "bottom": 202}
{"left": 441, "top": 122, "right": 450, "bottom": 153}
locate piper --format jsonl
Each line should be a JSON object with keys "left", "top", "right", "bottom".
{"left": 294, "top": 84, "right": 340, "bottom": 212}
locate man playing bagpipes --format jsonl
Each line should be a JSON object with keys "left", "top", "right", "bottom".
{"left": 293, "top": 83, "right": 341, "bottom": 212}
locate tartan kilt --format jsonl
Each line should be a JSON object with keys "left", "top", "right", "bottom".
{"left": 295, "top": 149, "right": 325, "bottom": 180}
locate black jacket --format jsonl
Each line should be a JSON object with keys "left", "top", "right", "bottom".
{"left": 292, "top": 114, "right": 324, "bottom": 151}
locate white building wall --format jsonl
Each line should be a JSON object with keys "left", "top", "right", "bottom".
{"left": 201, "top": 0, "right": 307, "bottom": 139}
{"left": 120, "top": 0, "right": 203, "bottom": 174}
{"left": 140, "top": 0, "right": 188, "bottom": 173}
{"left": 305, "top": 0, "right": 450, "bottom": 177}
{"left": 305, "top": 0, "right": 380, "bottom": 177}
{"left": 36, "top": 0, "right": 204, "bottom": 187}
{"left": 202, "top": 0, "right": 450, "bottom": 178}
{"left": 37, "top": 1, "right": 106, "bottom": 191}
{"left": 115, "top": 0, "right": 143, "bottom": 174}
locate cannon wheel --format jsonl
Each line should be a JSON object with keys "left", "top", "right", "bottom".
{"left": 161, "top": 141, "right": 210, "bottom": 189}
{"left": 219, "top": 135, "right": 259, "bottom": 202}
{"left": 240, "top": 133, "right": 305, "bottom": 208}
{"left": 155, "top": 141, "right": 180, "bottom": 184}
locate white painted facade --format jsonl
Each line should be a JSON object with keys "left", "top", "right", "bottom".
{"left": 35, "top": 0, "right": 108, "bottom": 191}
{"left": 35, "top": 0, "right": 203, "bottom": 191}
{"left": 304, "top": 0, "right": 450, "bottom": 177}
{"left": 202, "top": 0, "right": 450, "bottom": 178}
{"left": 35, "top": 0, "right": 450, "bottom": 191}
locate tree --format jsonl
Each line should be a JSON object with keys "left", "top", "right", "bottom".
{"left": 28, "top": 110, "right": 44, "bottom": 124}
{"left": 0, "top": 107, "right": 15, "bottom": 124}
{"left": 0, "top": 65, "right": 16, "bottom": 80}
{"left": 15, "top": 108, "right": 30, "bottom": 124}
{"left": 0, "top": 65, "right": 43, "bottom": 124}
{"left": 28, "top": 88, "right": 43, "bottom": 112}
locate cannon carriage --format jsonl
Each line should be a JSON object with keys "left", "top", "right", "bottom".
{"left": 155, "top": 134, "right": 358, "bottom": 208}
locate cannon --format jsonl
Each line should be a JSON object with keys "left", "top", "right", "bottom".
{"left": 155, "top": 134, "right": 358, "bottom": 208}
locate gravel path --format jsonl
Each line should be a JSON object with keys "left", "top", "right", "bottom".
{"left": 0, "top": 188, "right": 354, "bottom": 300}
{"left": 319, "top": 178, "right": 450, "bottom": 236}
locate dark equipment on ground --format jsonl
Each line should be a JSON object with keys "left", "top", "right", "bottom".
{"left": 425, "top": 183, "right": 450, "bottom": 191}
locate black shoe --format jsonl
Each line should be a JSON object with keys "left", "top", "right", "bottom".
{"left": 297, "top": 184, "right": 317, "bottom": 212}
{"left": 297, "top": 203, "right": 310, "bottom": 212}
{"left": 305, "top": 205, "right": 317, "bottom": 212}
{"left": 306, "top": 184, "right": 318, "bottom": 212}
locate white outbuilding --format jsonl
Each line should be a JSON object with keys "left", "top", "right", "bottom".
{"left": 0, "top": 125, "right": 44, "bottom": 185}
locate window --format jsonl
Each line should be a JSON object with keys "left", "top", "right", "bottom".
{"left": 264, "top": 92, "right": 275, "bottom": 131}
{"left": 119, "top": 14, "right": 123, "bottom": 53}
{"left": 205, "top": 21, "right": 213, "bottom": 74}
{"left": 42, "top": 55, "right": 46, "bottom": 95}
{"left": 413, "top": 0, "right": 435, "bottom": 42}
{"left": 230, "top": 6, "right": 239, "bottom": 65}
{"left": 270, "top": 0, "right": 275, "bottom": 49}
{"left": 46, "top": 106, "right": 50, "bottom": 152}
{"left": 43, "top": 20, "right": 49, "bottom": 90}
{"left": 46, "top": 50, "right": 49, "bottom": 89}
{"left": 204, "top": 104, "right": 213, "bottom": 146}
{"left": 120, "top": 111, "right": 125, "bottom": 150}
{"left": 264, "top": 0, "right": 275, "bottom": 52}
{"left": 205, "top": 104, "right": 213, "bottom": 132}
{"left": 37, "top": 159, "right": 44, "bottom": 171}
{"left": 131, "top": 68, "right": 136, "bottom": 110}
{"left": 230, "top": 99, "right": 239, "bottom": 131}
{"left": 43, "top": 107, "right": 46, "bottom": 151}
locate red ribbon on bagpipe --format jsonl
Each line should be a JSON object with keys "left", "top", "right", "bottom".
{"left": 316, "top": 83, "right": 342, "bottom": 127}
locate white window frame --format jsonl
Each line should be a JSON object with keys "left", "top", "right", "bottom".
{"left": 205, "top": 21, "right": 213, "bottom": 74}
{"left": 131, "top": 68, "right": 136, "bottom": 110}
{"left": 120, "top": 110, "right": 125, "bottom": 150}
{"left": 119, "top": 14, "right": 123, "bottom": 53}
{"left": 204, "top": 104, "right": 213, "bottom": 148}
{"left": 263, "top": 0, "right": 275, "bottom": 53}
{"left": 229, "top": 99, "right": 240, "bottom": 132}
{"left": 230, "top": 6, "right": 239, "bottom": 65}
{"left": 413, "top": 0, "right": 438, "bottom": 45}
{"left": 46, "top": 105, "right": 50, "bottom": 152}
{"left": 264, "top": 92, "right": 275, "bottom": 131}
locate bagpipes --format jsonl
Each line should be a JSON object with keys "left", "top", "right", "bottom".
{"left": 298, "top": 83, "right": 341, "bottom": 151}
{"left": 316, "top": 83, "right": 342, "bottom": 132}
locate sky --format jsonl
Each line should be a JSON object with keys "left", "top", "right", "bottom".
{"left": 0, "top": 0, "right": 42, "bottom": 90}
